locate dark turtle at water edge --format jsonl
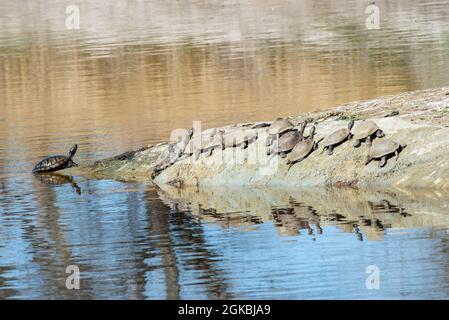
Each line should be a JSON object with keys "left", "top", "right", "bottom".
{"left": 32, "top": 144, "right": 79, "bottom": 173}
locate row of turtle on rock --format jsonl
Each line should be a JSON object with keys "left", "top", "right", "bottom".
{"left": 263, "top": 117, "right": 406, "bottom": 169}
{"left": 151, "top": 116, "right": 407, "bottom": 178}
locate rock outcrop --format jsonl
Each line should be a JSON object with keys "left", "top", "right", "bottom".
{"left": 79, "top": 87, "right": 449, "bottom": 191}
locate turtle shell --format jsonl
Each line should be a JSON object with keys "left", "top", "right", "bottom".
{"left": 223, "top": 129, "right": 257, "bottom": 147}
{"left": 353, "top": 120, "right": 379, "bottom": 140}
{"left": 184, "top": 133, "right": 213, "bottom": 154}
{"left": 268, "top": 118, "right": 294, "bottom": 135}
{"left": 203, "top": 132, "right": 223, "bottom": 151}
{"left": 322, "top": 128, "right": 350, "bottom": 147}
{"left": 271, "top": 130, "right": 300, "bottom": 153}
{"left": 32, "top": 155, "right": 70, "bottom": 173}
{"left": 251, "top": 122, "right": 271, "bottom": 129}
{"left": 287, "top": 138, "right": 314, "bottom": 162}
{"left": 368, "top": 139, "right": 400, "bottom": 159}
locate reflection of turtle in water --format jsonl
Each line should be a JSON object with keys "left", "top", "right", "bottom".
{"left": 34, "top": 173, "right": 81, "bottom": 195}
{"left": 32, "top": 144, "right": 78, "bottom": 173}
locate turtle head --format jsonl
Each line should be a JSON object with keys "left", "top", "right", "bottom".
{"left": 300, "top": 120, "right": 308, "bottom": 135}
{"left": 348, "top": 120, "right": 355, "bottom": 130}
{"left": 69, "top": 144, "right": 78, "bottom": 158}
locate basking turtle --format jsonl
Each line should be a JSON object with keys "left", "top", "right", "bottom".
{"left": 321, "top": 120, "right": 354, "bottom": 155}
{"left": 32, "top": 144, "right": 78, "bottom": 173}
{"left": 185, "top": 130, "right": 224, "bottom": 161}
{"left": 203, "top": 127, "right": 217, "bottom": 139}
{"left": 365, "top": 139, "right": 407, "bottom": 168}
{"left": 152, "top": 128, "right": 193, "bottom": 178}
{"left": 265, "top": 118, "right": 294, "bottom": 146}
{"left": 353, "top": 120, "right": 385, "bottom": 147}
{"left": 267, "top": 130, "right": 300, "bottom": 158}
{"left": 223, "top": 129, "right": 258, "bottom": 149}
{"left": 251, "top": 121, "right": 271, "bottom": 129}
{"left": 286, "top": 126, "right": 321, "bottom": 169}
{"left": 199, "top": 130, "right": 225, "bottom": 159}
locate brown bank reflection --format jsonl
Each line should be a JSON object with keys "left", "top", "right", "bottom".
{"left": 157, "top": 185, "right": 449, "bottom": 241}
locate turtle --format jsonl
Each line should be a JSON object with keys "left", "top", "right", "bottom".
{"left": 353, "top": 120, "right": 385, "bottom": 147}
{"left": 183, "top": 130, "right": 214, "bottom": 157}
{"left": 286, "top": 126, "right": 322, "bottom": 169}
{"left": 185, "top": 130, "right": 224, "bottom": 161}
{"left": 267, "top": 130, "right": 301, "bottom": 158}
{"left": 32, "top": 144, "right": 78, "bottom": 173}
{"left": 223, "top": 129, "right": 258, "bottom": 149}
{"left": 365, "top": 139, "right": 407, "bottom": 168}
{"left": 321, "top": 120, "right": 354, "bottom": 155}
{"left": 203, "top": 127, "right": 217, "bottom": 139}
{"left": 199, "top": 130, "right": 225, "bottom": 159}
{"left": 265, "top": 118, "right": 294, "bottom": 146}
{"left": 251, "top": 121, "right": 271, "bottom": 129}
{"left": 152, "top": 128, "right": 193, "bottom": 178}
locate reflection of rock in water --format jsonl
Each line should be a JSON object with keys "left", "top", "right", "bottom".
{"left": 34, "top": 173, "right": 81, "bottom": 195}
{"left": 157, "top": 184, "right": 449, "bottom": 241}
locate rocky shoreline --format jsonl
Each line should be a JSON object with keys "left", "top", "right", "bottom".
{"left": 72, "top": 87, "right": 449, "bottom": 191}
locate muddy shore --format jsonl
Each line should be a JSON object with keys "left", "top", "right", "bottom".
{"left": 71, "top": 87, "right": 449, "bottom": 191}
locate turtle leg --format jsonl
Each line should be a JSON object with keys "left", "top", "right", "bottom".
{"left": 365, "top": 136, "right": 372, "bottom": 147}
{"left": 395, "top": 150, "right": 399, "bottom": 162}
{"left": 365, "top": 155, "right": 372, "bottom": 165}
{"left": 280, "top": 152, "right": 287, "bottom": 159}
{"left": 241, "top": 141, "right": 247, "bottom": 149}
{"left": 313, "top": 142, "right": 319, "bottom": 151}
{"left": 287, "top": 161, "right": 295, "bottom": 171}
{"left": 327, "top": 145, "right": 333, "bottom": 155}
{"left": 205, "top": 148, "right": 213, "bottom": 157}
{"left": 348, "top": 133, "right": 353, "bottom": 140}
{"left": 353, "top": 139, "right": 361, "bottom": 148}
{"left": 379, "top": 156, "right": 387, "bottom": 168}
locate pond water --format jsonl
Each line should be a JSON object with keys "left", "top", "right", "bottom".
{"left": 1, "top": 0, "right": 449, "bottom": 299}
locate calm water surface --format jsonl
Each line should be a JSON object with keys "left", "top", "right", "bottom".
{"left": 1, "top": 0, "right": 449, "bottom": 299}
